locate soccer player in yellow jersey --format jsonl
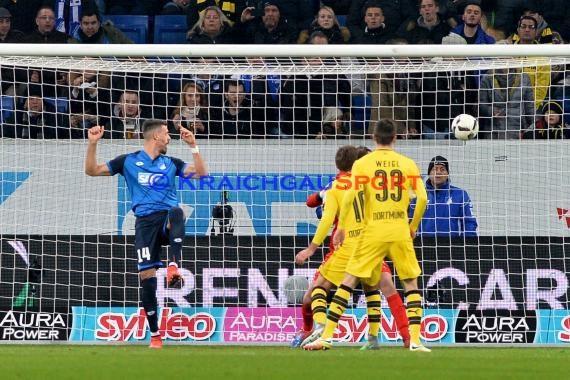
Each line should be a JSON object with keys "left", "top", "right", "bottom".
{"left": 295, "top": 145, "right": 410, "bottom": 349}
{"left": 304, "top": 118, "right": 430, "bottom": 352}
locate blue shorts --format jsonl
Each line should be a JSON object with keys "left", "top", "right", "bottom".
{"left": 134, "top": 210, "right": 169, "bottom": 272}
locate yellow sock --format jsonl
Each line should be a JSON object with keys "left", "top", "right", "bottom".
{"left": 365, "top": 290, "right": 382, "bottom": 338}
{"left": 405, "top": 290, "right": 423, "bottom": 345}
{"left": 311, "top": 286, "right": 328, "bottom": 326}
{"left": 321, "top": 284, "right": 352, "bottom": 340}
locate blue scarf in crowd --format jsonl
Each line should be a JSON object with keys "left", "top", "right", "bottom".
{"left": 54, "top": 0, "right": 82, "bottom": 39}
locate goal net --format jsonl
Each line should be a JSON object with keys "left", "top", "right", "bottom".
{"left": 0, "top": 44, "right": 569, "bottom": 345}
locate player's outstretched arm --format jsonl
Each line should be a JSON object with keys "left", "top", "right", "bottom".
{"left": 295, "top": 244, "right": 319, "bottom": 265}
{"left": 85, "top": 126, "right": 110, "bottom": 176}
{"left": 409, "top": 172, "right": 428, "bottom": 238}
{"left": 179, "top": 125, "right": 209, "bottom": 178}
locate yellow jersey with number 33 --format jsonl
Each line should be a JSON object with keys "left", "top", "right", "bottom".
{"left": 338, "top": 148, "right": 427, "bottom": 242}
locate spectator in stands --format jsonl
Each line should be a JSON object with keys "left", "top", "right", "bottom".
{"left": 504, "top": 15, "right": 551, "bottom": 110}
{"left": 2, "top": 84, "right": 70, "bottom": 139}
{"left": 508, "top": 16, "right": 538, "bottom": 46}
{"left": 52, "top": 0, "right": 99, "bottom": 40}
{"left": 236, "top": 1, "right": 297, "bottom": 44}
{"left": 188, "top": 58, "right": 224, "bottom": 106}
{"left": 418, "top": 69, "right": 470, "bottom": 139}
{"left": 488, "top": 0, "right": 529, "bottom": 38}
{"left": 21, "top": 7, "right": 70, "bottom": 99}
{"left": 14, "top": 69, "right": 41, "bottom": 98}
{"left": 110, "top": 72, "right": 168, "bottom": 122}
{"left": 162, "top": 0, "right": 189, "bottom": 15}
{"left": 438, "top": 2, "right": 494, "bottom": 125}
{"left": 68, "top": 69, "right": 112, "bottom": 131}
{"left": 396, "top": 121, "right": 420, "bottom": 139}
{"left": 531, "top": 0, "right": 570, "bottom": 42}
{"left": 238, "top": 57, "right": 281, "bottom": 136}
{"left": 494, "top": 0, "right": 570, "bottom": 41}
{"left": 186, "top": 0, "right": 245, "bottom": 30}
{"left": 313, "top": 39, "right": 366, "bottom": 112}
{"left": 209, "top": 79, "right": 265, "bottom": 138}
{"left": 306, "top": 30, "right": 328, "bottom": 44}
{"left": 246, "top": 0, "right": 313, "bottom": 33}
{"left": 280, "top": 52, "right": 351, "bottom": 137}
{"left": 478, "top": 67, "right": 534, "bottom": 139}
{"left": 347, "top": 0, "right": 416, "bottom": 38}
{"left": 409, "top": 155, "right": 478, "bottom": 237}
{"left": 374, "top": 80, "right": 419, "bottom": 136}
{"left": 0, "top": 7, "right": 24, "bottom": 43}
{"left": 350, "top": 2, "right": 394, "bottom": 44}
{"left": 297, "top": 6, "right": 350, "bottom": 44}
{"left": 0, "top": 0, "right": 46, "bottom": 34}
{"left": 440, "top": 0, "right": 467, "bottom": 23}
{"left": 0, "top": 6, "right": 24, "bottom": 95}
{"left": 396, "top": 0, "right": 452, "bottom": 44}
{"left": 106, "top": 90, "right": 146, "bottom": 139}
{"left": 367, "top": 38, "right": 417, "bottom": 135}
{"left": 511, "top": 8, "right": 563, "bottom": 44}
{"left": 24, "top": 6, "right": 71, "bottom": 43}
{"left": 523, "top": 100, "right": 570, "bottom": 139}
{"left": 442, "top": 1, "right": 494, "bottom": 44}
{"left": 375, "top": 68, "right": 417, "bottom": 133}
{"left": 105, "top": 0, "right": 162, "bottom": 15}
{"left": 13, "top": 65, "right": 67, "bottom": 100}
{"left": 71, "top": 8, "right": 133, "bottom": 44}
{"left": 410, "top": 28, "right": 476, "bottom": 139}
{"left": 548, "top": 69, "right": 570, "bottom": 127}
{"left": 187, "top": 5, "right": 236, "bottom": 43}
{"left": 170, "top": 81, "right": 209, "bottom": 137}
{"left": 316, "top": 107, "right": 349, "bottom": 139}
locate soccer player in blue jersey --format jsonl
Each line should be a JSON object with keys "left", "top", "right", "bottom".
{"left": 85, "top": 120, "right": 208, "bottom": 348}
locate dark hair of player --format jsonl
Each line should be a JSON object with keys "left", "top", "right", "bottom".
{"left": 142, "top": 119, "right": 166, "bottom": 139}
{"left": 355, "top": 145, "right": 371, "bottom": 159}
{"left": 373, "top": 119, "right": 397, "bottom": 145}
{"left": 335, "top": 145, "right": 358, "bottom": 172}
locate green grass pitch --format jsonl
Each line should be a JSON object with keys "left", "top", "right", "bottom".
{"left": 0, "top": 345, "right": 568, "bottom": 380}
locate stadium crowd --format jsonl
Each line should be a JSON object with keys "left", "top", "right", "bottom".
{"left": 0, "top": 0, "right": 569, "bottom": 139}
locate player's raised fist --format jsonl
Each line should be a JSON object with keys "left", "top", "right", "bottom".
{"left": 88, "top": 125, "right": 104, "bottom": 141}
{"left": 179, "top": 126, "right": 196, "bottom": 146}
{"left": 295, "top": 249, "right": 310, "bottom": 265}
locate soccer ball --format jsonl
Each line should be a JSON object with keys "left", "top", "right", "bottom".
{"left": 283, "top": 275, "right": 309, "bottom": 305}
{"left": 451, "top": 113, "right": 479, "bottom": 141}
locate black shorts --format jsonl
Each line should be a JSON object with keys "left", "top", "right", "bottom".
{"left": 134, "top": 210, "right": 169, "bottom": 272}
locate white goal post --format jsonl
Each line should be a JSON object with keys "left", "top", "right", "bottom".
{"left": 0, "top": 44, "right": 569, "bottom": 346}
{"left": 0, "top": 43, "right": 569, "bottom": 56}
